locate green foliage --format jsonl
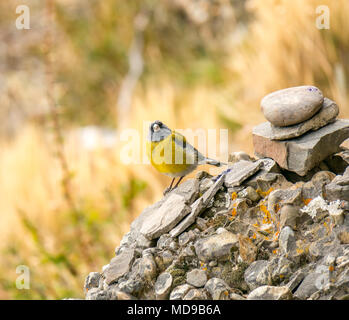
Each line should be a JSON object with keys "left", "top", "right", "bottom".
{"left": 120, "top": 178, "right": 147, "bottom": 210}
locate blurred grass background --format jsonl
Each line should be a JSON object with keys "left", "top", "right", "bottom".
{"left": 0, "top": 0, "right": 349, "bottom": 299}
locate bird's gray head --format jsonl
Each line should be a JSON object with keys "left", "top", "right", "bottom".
{"left": 148, "top": 120, "right": 172, "bottom": 142}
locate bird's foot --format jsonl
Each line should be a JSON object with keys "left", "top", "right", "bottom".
{"left": 163, "top": 187, "right": 172, "bottom": 196}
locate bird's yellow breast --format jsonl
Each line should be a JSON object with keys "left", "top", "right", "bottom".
{"left": 146, "top": 132, "right": 196, "bottom": 176}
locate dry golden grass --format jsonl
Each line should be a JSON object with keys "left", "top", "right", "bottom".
{"left": 1, "top": 0, "right": 349, "bottom": 299}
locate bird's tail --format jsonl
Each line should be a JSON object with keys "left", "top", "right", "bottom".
{"left": 204, "top": 158, "right": 227, "bottom": 167}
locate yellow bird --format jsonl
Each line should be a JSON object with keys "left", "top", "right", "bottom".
{"left": 146, "top": 120, "right": 226, "bottom": 193}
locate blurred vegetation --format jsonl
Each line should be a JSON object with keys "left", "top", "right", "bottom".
{"left": 0, "top": 0, "right": 349, "bottom": 299}
{"left": 53, "top": 0, "right": 240, "bottom": 126}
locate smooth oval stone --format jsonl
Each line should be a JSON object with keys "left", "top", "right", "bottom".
{"left": 261, "top": 86, "right": 324, "bottom": 127}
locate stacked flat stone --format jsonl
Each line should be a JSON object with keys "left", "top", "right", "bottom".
{"left": 253, "top": 86, "right": 349, "bottom": 176}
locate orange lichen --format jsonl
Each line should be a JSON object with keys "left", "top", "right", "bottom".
{"left": 272, "top": 231, "right": 280, "bottom": 241}
{"left": 302, "top": 198, "right": 312, "bottom": 206}
{"left": 260, "top": 202, "right": 272, "bottom": 224}
{"left": 256, "top": 187, "right": 274, "bottom": 198}
{"left": 231, "top": 207, "right": 237, "bottom": 217}
{"left": 296, "top": 248, "right": 304, "bottom": 254}
{"left": 329, "top": 265, "right": 334, "bottom": 272}
{"left": 231, "top": 192, "right": 238, "bottom": 200}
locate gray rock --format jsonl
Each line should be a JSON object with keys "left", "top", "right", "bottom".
{"left": 230, "top": 293, "right": 246, "bottom": 300}
{"left": 238, "top": 186, "right": 261, "bottom": 202}
{"left": 279, "top": 227, "right": 297, "bottom": 256}
{"left": 204, "top": 278, "right": 231, "bottom": 300}
{"left": 280, "top": 205, "right": 299, "bottom": 230}
{"left": 286, "top": 269, "right": 307, "bottom": 292}
{"left": 118, "top": 277, "right": 144, "bottom": 296}
{"left": 337, "top": 227, "right": 349, "bottom": 244}
{"left": 136, "top": 255, "right": 158, "bottom": 281}
{"left": 170, "top": 172, "right": 226, "bottom": 237}
{"left": 325, "top": 168, "right": 349, "bottom": 202}
{"left": 103, "top": 248, "right": 135, "bottom": 285}
{"left": 118, "top": 231, "right": 156, "bottom": 252}
{"left": 139, "top": 193, "right": 191, "bottom": 240}
{"left": 130, "top": 197, "right": 165, "bottom": 231}
{"left": 324, "top": 148, "right": 349, "bottom": 175}
{"left": 186, "top": 269, "right": 208, "bottom": 288}
{"left": 268, "top": 188, "right": 302, "bottom": 214}
{"left": 194, "top": 229, "right": 238, "bottom": 262}
{"left": 268, "top": 257, "right": 294, "bottom": 284}
{"left": 171, "top": 178, "right": 200, "bottom": 204}
{"left": 157, "top": 234, "right": 175, "bottom": 249}
{"left": 336, "top": 266, "right": 349, "bottom": 287}
{"left": 85, "top": 288, "right": 110, "bottom": 300}
{"left": 335, "top": 255, "right": 349, "bottom": 269}
{"left": 178, "top": 230, "right": 196, "bottom": 246}
{"left": 247, "top": 285, "right": 293, "bottom": 300}
{"left": 228, "top": 151, "right": 253, "bottom": 163}
{"left": 253, "top": 173, "right": 292, "bottom": 192}
{"left": 158, "top": 250, "right": 174, "bottom": 270}
{"left": 330, "top": 167, "right": 349, "bottom": 186}
{"left": 199, "top": 178, "right": 214, "bottom": 194}
{"left": 244, "top": 260, "right": 270, "bottom": 290}
{"left": 245, "top": 158, "right": 281, "bottom": 189}
{"left": 257, "top": 158, "right": 280, "bottom": 173}
{"left": 261, "top": 85, "right": 323, "bottom": 127}
{"left": 84, "top": 272, "right": 101, "bottom": 292}
{"left": 155, "top": 272, "right": 173, "bottom": 299}
{"left": 268, "top": 98, "right": 338, "bottom": 140}
{"left": 325, "top": 183, "right": 349, "bottom": 202}
{"left": 108, "top": 286, "right": 137, "bottom": 300}
{"left": 294, "top": 271, "right": 328, "bottom": 299}
{"left": 182, "top": 245, "right": 196, "bottom": 257}
{"left": 253, "top": 119, "right": 349, "bottom": 176}
{"left": 301, "top": 171, "right": 336, "bottom": 199}
{"left": 224, "top": 160, "right": 263, "bottom": 188}
{"left": 183, "top": 288, "right": 209, "bottom": 300}
{"left": 169, "top": 284, "right": 194, "bottom": 300}
{"left": 196, "top": 217, "right": 208, "bottom": 231}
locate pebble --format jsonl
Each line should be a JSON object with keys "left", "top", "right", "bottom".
{"left": 244, "top": 260, "right": 270, "bottom": 290}
{"left": 279, "top": 226, "right": 297, "bottom": 256}
{"left": 155, "top": 273, "right": 173, "bottom": 299}
{"left": 247, "top": 285, "right": 293, "bottom": 300}
{"left": 269, "top": 97, "right": 339, "bottom": 140}
{"left": 183, "top": 288, "right": 209, "bottom": 300}
{"left": 194, "top": 230, "right": 238, "bottom": 262}
{"left": 204, "top": 278, "right": 231, "bottom": 300}
{"left": 280, "top": 205, "right": 299, "bottom": 230}
{"left": 186, "top": 269, "right": 208, "bottom": 288}
{"left": 261, "top": 85, "right": 324, "bottom": 127}
{"left": 169, "top": 284, "right": 193, "bottom": 300}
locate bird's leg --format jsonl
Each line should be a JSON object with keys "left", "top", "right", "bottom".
{"left": 163, "top": 178, "right": 176, "bottom": 195}
{"left": 173, "top": 176, "right": 184, "bottom": 189}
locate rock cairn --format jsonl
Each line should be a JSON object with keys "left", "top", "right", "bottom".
{"left": 82, "top": 86, "right": 349, "bottom": 301}
{"left": 253, "top": 86, "right": 349, "bottom": 176}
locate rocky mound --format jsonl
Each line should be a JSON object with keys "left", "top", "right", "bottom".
{"left": 83, "top": 86, "right": 349, "bottom": 300}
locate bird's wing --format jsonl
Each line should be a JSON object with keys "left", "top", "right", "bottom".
{"left": 172, "top": 131, "right": 206, "bottom": 164}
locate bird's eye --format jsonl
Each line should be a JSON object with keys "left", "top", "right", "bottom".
{"left": 153, "top": 124, "right": 160, "bottom": 132}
